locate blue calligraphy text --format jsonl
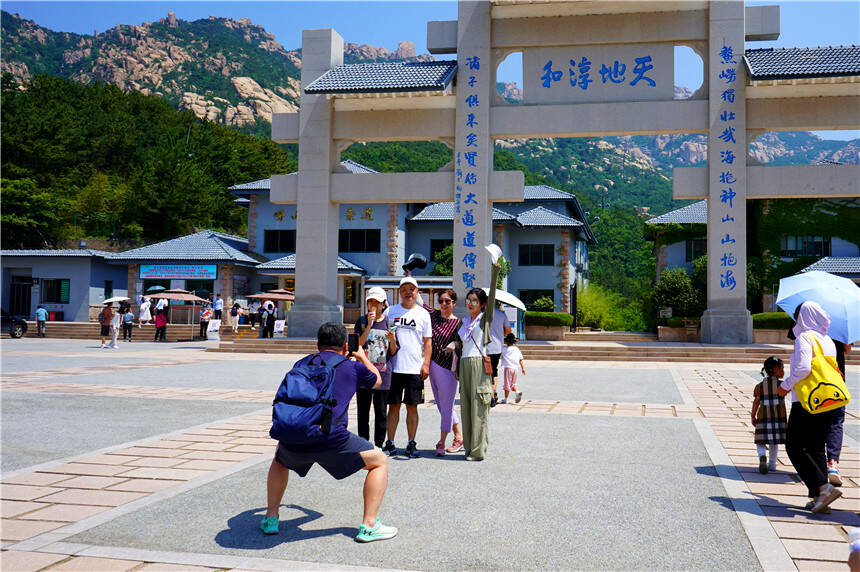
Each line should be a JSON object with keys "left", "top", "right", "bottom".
{"left": 630, "top": 56, "right": 656, "bottom": 87}
{"left": 720, "top": 150, "right": 736, "bottom": 165}
{"left": 462, "top": 252, "right": 477, "bottom": 270}
{"left": 541, "top": 60, "right": 562, "bottom": 88}
{"left": 718, "top": 126, "right": 737, "bottom": 144}
{"left": 466, "top": 56, "right": 480, "bottom": 71}
{"left": 463, "top": 232, "right": 476, "bottom": 248}
{"left": 600, "top": 61, "right": 626, "bottom": 84}
{"left": 720, "top": 270, "right": 737, "bottom": 290}
{"left": 466, "top": 94, "right": 479, "bottom": 108}
{"left": 720, "top": 187, "right": 737, "bottom": 208}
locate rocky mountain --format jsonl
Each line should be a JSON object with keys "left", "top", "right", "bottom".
{"left": 0, "top": 10, "right": 429, "bottom": 130}
{"left": 2, "top": 9, "right": 856, "bottom": 213}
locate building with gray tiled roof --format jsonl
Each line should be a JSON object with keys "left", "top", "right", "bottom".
{"left": 0, "top": 248, "right": 128, "bottom": 322}
{"left": 305, "top": 61, "right": 457, "bottom": 94}
{"left": 645, "top": 200, "right": 708, "bottom": 225}
{"left": 108, "top": 230, "right": 261, "bottom": 266}
{"left": 744, "top": 45, "right": 860, "bottom": 81}
{"left": 0, "top": 249, "right": 115, "bottom": 259}
{"left": 257, "top": 254, "right": 366, "bottom": 275}
{"left": 800, "top": 257, "right": 860, "bottom": 280}
{"left": 408, "top": 202, "right": 517, "bottom": 222}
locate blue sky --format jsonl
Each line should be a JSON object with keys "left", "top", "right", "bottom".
{"left": 4, "top": 1, "right": 858, "bottom": 140}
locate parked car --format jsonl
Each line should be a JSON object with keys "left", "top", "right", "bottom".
{"left": 1, "top": 310, "right": 28, "bottom": 338}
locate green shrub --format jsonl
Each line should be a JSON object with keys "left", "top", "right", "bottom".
{"left": 652, "top": 268, "right": 704, "bottom": 318}
{"left": 752, "top": 312, "right": 793, "bottom": 330}
{"left": 532, "top": 296, "right": 555, "bottom": 311}
{"left": 524, "top": 312, "right": 574, "bottom": 327}
{"left": 576, "top": 284, "right": 647, "bottom": 331}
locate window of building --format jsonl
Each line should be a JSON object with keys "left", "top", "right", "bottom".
{"left": 430, "top": 239, "right": 453, "bottom": 262}
{"left": 519, "top": 289, "right": 555, "bottom": 311}
{"left": 518, "top": 244, "right": 555, "bottom": 266}
{"left": 186, "top": 279, "right": 214, "bottom": 300}
{"left": 264, "top": 229, "right": 296, "bottom": 253}
{"left": 104, "top": 280, "right": 113, "bottom": 299}
{"left": 260, "top": 282, "right": 278, "bottom": 293}
{"left": 685, "top": 238, "right": 707, "bottom": 262}
{"left": 781, "top": 236, "right": 831, "bottom": 258}
{"left": 339, "top": 229, "right": 381, "bottom": 253}
{"left": 41, "top": 279, "right": 70, "bottom": 304}
{"left": 344, "top": 278, "right": 358, "bottom": 305}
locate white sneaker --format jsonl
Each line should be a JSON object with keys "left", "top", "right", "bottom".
{"left": 100, "top": 344, "right": 106, "bottom": 349}
{"left": 812, "top": 484, "right": 842, "bottom": 513}
{"left": 515, "top": 391, "right": 523, "bottom": 403}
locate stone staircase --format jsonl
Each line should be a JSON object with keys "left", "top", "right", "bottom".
{"left": 3, "top": 321, "right": 259, "bottom": 342}
{"left": 207, "top": 336, "right": 860, "bottom": 364}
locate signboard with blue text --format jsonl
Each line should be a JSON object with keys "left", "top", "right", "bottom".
{"left": 523, "top": 43, "right": 674, "bottom": 105}
{"left": 139, "top": 265, "right": 218, "bottom": 280}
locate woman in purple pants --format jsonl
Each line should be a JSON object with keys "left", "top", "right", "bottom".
{"left": 422, "top": 289, "right": 464, "bottom": 456}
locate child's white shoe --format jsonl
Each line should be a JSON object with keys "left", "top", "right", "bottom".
{"left": 515, "top": 390, "right": 523, "bottom": 403}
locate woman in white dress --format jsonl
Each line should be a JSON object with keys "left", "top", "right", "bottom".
{"left": 138, "top": 297, "right": 152, "bottom": 327}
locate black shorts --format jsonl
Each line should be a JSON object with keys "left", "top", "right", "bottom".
{"left": 275, "top": 433, "right": 373, "bottom": 480}
{"left": 387, "top": 372, "right": 424, "bottom": 405}
{"left": 489, "top": 353, "right": 501, "bottom": 378}
{"left": 100, "top": 325, "right": 110, "bottom": 337}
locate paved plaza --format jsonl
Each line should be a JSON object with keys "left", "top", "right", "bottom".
{"left": 1, "top": 338, "right": 858, "bottom": 571}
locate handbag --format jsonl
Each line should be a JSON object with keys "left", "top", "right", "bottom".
{"left": 794, "top": 334, "right": 851, "bottom": 414}
{"left": 468, "top": 325, "right": 493, "bottom": 375}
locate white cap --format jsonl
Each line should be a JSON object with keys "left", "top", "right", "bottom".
{"left": 366, "top": 287, "right": 387, "bottom": 302}
{"left": 399, "top": 276, "right": 418, "bottom": 288}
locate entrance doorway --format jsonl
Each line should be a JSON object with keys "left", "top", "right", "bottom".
{"left": 10, "top": 279, "right": 32, "bottom": 316}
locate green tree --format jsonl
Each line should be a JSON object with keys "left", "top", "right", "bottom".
{"left": 652, "top": 268, "right": 703, "bottom": 317}
{"left": 430, "top": 244, "right": 453, "bottom": 276}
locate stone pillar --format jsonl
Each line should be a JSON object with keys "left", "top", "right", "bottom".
{"left": 558, "top": 230, "right": 571, "bottom": 313}
{"left": 386, "top": 204, "right": 399, "bottom": 275}
{"left": 219, "top": 264, "right": 234, "bottom": 307}
{"left": 127, "top": 265, "right": 138, "bottom": 303}
{"left": 287, "top": 29, "right": 344, "bottom": 337}
{"left": 248, "top": 194, "right": 258, "bottom": 251}
{"left": 453, "top": 1, "right": 492, "bottom": 305}
{"left": 700, "top": 2, "right": 752, "bottom": 344}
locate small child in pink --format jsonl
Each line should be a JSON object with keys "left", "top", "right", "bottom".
{"left": 500, "top": 333, "right": 525, "bottom": 404}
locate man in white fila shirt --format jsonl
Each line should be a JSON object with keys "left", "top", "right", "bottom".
{"left": 382, "top": 277, "right": 432, "bottom": 458}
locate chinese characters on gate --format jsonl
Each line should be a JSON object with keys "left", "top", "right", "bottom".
{"left": 457, "top": 54, "right": 482, "bottom": 290}
{"left": 716, "top": 45, "right": 739, "bottom": 292}
{"left": 540, "top": 55, "right": 656, "bottom": 90}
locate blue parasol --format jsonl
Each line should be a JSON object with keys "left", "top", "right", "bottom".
{"left": 776, "top": 271, "right": 860, "bottom": 344}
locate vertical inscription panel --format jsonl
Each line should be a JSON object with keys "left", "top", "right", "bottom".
{"left": 453, "top": 1, "right": 492, "bottom": 296}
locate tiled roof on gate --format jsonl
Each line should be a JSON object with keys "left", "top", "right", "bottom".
{"left": 228, "top": 160, "right": 377, "bottom": 194}
{"left": 523, "top": 185, "right": 574, "bottom": 200}
{"left": 409, "top": 202, "right": 517, "bottom": 222}
{"left": 108, "top": 230, "right": 261, "bottom": 266}
{"left": 800, "top": 257, "right": 860, "bottom": 276}
{"left": 516, "top": 206, "right": 583, "bottom": 228}
{"left": 744, "top": 46, "right": 860, "bottom": 81}
{"left": 0, "top": 249, "right": 114, "bottom": 258}
{"left": 305, "top": 60, "right": 458, "bottom": 94}
{"left": 257, "top": 254, "right": 365, "bottom": 274}
{"left": 645, "top": 200, "right": 708, "bottom": 225}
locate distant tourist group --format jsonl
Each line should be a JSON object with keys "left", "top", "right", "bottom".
{"left": 263, "top": 250, "right": 530, "bottom": 542}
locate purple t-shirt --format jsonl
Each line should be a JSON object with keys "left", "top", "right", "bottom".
{"left": 283, "top": 351, "right": 376, "bottom": 452}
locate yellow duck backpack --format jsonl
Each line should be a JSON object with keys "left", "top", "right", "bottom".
{"left": 794, "top": 334, "right": 851, "bottom": 414}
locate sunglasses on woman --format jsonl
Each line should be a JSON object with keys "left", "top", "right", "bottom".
{"left": 438, "top": 298, "right": 454, "bottom": 304}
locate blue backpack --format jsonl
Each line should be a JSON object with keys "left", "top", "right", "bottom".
{"left": 270, "top": 353, "right": 348, "bottom": 445}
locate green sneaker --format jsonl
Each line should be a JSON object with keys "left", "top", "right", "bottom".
{"left": 260, "top": 516, "right": 279, "bottom": 535}
{"left": 355, "top": 518, "right": 398, "bottom": 543}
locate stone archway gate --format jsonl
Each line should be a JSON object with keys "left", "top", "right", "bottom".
{"left": 272, "top": 1, "right": 859, "bottom": 342}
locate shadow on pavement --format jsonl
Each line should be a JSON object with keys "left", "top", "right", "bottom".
{"left": 695, "top": 464, "right": 743, "bottom": 481}
{"left": 215, "top": 504, "right": 355, "bottom": 548}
